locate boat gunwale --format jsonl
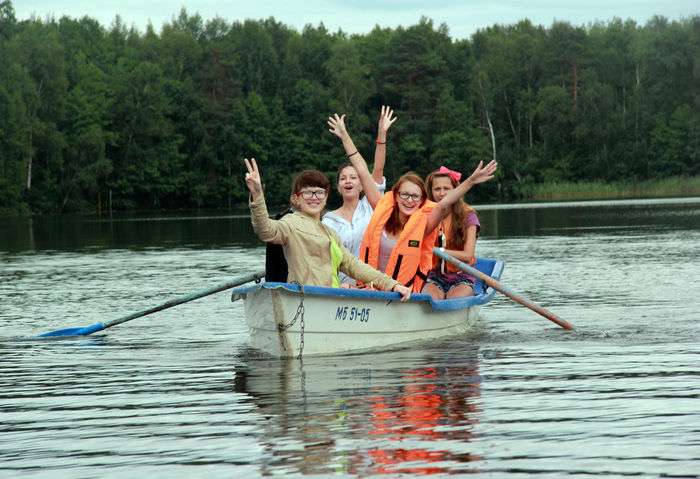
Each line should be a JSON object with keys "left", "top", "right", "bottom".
{"left": 231, "top": 258, "right": 504, "bottom": 312}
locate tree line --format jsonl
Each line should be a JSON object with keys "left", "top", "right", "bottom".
{"left": 0, "top": 0, "right": 698, "bottom": 214}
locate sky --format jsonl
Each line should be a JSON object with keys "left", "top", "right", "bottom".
{"left": 14, "top": 0, "right": 699, "bottom": 39}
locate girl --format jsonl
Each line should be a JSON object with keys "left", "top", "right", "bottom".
{"left": 424, "top": 167, "right": 481, "bottom": 299}
{"left": 323, "top": 106, "right": 396, "bottom": 285}
{"left": 327, "top": 114, "right": 497, "bottom": 294}
{"left": 244, "top": 158, "right": 412, "bottom": 301}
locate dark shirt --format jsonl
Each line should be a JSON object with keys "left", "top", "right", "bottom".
{"left": 264, "top": 208, "right": 292, "bottom": 282}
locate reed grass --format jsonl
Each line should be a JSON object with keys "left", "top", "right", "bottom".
{"left": 523, "top": 176, "right": 700, "bottom": 201}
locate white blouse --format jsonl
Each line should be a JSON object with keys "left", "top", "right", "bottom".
{"left": 322, "top": 178, "right": 386, "bottom": 285}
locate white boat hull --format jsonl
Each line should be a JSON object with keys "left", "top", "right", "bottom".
{"left": 244, "top": 287, "right": 479, "bottom": 356}
{"left": 230, "top": 259, "right": 503, "bottom": 358}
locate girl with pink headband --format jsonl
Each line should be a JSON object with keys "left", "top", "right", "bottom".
{"left": 423, "top": 166, "right": 482, "bottom": 299}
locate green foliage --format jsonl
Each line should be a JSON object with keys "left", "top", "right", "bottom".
{"left": 0, "top": 0, "right": 16, "bottom": 40}
{"left": 525, "top": 176, "right": 700, "bottom": 201}
{"left": 0, "top": 0, "right": 698, "bottom": 214}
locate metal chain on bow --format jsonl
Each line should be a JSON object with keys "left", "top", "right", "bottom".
{"left": 278, "top": 282, "right": 305, "bottom": 359}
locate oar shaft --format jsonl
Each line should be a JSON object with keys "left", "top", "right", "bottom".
{"left": 434, "top": 249, "right": 573, "bottom": 330}
{"left": 38, "top": 270, "right": 266, "bottom": 337}
{"left": 105, "top": 270, "right": 265, "bottom": 328}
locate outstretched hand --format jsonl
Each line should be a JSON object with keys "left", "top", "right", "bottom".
{"left": 378, "top": 105, "right": 397, "bottom": 134}
{"left": 244, "top": 158, "right": 263, "bottom": 198}
{"left": 327, "top": 113, "right": 349, "bottom": 140}
{"left": 466, "top": 160, "right": 498, "bottom": 186}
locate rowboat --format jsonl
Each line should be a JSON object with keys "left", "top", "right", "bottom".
{"left": 230, "top": 258, "right": 504, "bottom": 357}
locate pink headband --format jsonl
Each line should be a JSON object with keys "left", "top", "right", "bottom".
{"left": 438, "top": 166, "right": 462, "bottom": 183}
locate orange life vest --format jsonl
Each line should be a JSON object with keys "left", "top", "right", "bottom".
{"left": 359, "top": 192, "right": 438, "bottom": 292}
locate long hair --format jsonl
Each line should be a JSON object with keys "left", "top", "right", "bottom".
{"left": 425, "top": 170, "right": 475, "bottom": 251}
{"left": 386, "top": 172, "right": 427, "bottom": 236}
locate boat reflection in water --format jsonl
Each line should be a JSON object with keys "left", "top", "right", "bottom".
{"left": 232, "top": 343, "right": 483, "bottom": 475}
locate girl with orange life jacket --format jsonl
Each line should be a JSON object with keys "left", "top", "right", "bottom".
{"left": 327, "top": 113, "right": 497, "bottom": 293}
{"left": 423, "top": 167, "right": 482, "bottom": 299}
{"left": 360, "top": 171, "right": 437, "bottom": 291}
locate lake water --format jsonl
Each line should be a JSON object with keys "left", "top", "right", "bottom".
{"left": 1, "top": 198, "right": 698, "bottom": 478}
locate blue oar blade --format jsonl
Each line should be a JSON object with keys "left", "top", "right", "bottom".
{"left": 37, "top": 322, "right": 105, "bottom": 338}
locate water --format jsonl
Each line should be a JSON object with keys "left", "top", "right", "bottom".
{"left": 1, "top": 198, "right": 699, "bottom": 478}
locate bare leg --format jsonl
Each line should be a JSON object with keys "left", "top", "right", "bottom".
{"left": 422, "top": 282, "right": 446, "bottom": 300}
{"left": 446, "top": 283, "right": 474, "bottom": 299}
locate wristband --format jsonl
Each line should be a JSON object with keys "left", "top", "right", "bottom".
{"left": 376, "top": 139, "right": 386, "bottom": 145}
{"left": 346, "top": 150, "right": 359, "bottom": 159}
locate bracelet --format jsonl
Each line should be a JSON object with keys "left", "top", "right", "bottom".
{"left": 376, "top": 139, "right": 386, "bottom": 145}
{"left": 346, "top": 150, "right": 359, "bottom": 159}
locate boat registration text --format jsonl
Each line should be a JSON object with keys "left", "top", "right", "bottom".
{"left": 334, "top": 306, "right": 371, "bottom": 323}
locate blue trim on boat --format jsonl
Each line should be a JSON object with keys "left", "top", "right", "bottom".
{"left": 231, "top": 258, "right": 504, "bottom": 312}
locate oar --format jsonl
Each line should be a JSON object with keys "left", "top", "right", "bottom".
{"left": 38, "top": 270, "right": 265, "bottom": 338}
{"left": 433, "top": 248, "right": 573, "bottom": 330}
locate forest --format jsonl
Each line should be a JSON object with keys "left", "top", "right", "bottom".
{"left": 0, "top": 0, "right": 698, "bottom": 214}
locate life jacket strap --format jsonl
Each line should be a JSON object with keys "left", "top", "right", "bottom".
{"left": 405, "top": 268, "right": 427, "bottom": 287}
{"left": 391, "top": 254, "right": 404, "bottom": 280}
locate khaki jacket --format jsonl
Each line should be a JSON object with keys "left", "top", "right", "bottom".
{"left": 250, "top": 195, "right": 400, "bottom": 291}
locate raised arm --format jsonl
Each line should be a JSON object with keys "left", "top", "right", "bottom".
{"left": 328, "top": 114, "right": 382, "bottom": 208}
{"left": 372, "top": 105, "right": 397, "bottom": 184}
{"left": 244, "top": 158, "right": 292, "bottom": 245}
{"left": 425, "top": 160, "right": 497, "bottom": 234}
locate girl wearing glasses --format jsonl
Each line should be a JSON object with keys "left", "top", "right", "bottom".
{"left": 322, "top": 106, "right": 396, "bottom": 286}
{"left": 327, "top": 114, "right": 496, "bottom": 295}
{"left": 244, "top": 158, "right": 412, "bottom": 301}
{"left": 424, "top": 167, "right": 481, "bottom": 299}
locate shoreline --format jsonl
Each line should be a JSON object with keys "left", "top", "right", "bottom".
{"left": 520, "top": 176, "right": 700, "bottom": 202}
{"left": 3, "top": 177, "right": 699, "bottom": 218}
{"left": 3, "top": 196, "right": 699, "bottom": 220}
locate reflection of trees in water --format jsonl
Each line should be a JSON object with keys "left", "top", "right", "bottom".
{"left": 232, "top": 347, "right": 483, "bottom": 476}
{"left": 1, "top": 214, "right": 260, "bottom": 252}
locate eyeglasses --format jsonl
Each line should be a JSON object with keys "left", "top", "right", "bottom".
{"left": 397, "top": 191, "right": 422, "bottom": 202}
{"left": 298, "top": 189, "right": 327, "bottom": 200}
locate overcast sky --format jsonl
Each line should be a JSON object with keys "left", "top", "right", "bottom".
{"left": 14, "top": 1, "right": 699, "bottom": 39}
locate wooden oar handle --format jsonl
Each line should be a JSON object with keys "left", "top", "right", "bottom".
{"left": 433, "top": 248, "right": 573, "bottom": 330}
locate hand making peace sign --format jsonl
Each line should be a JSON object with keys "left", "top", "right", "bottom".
{"left": 244, "top": 158, "right": 263, "bottom": 199}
